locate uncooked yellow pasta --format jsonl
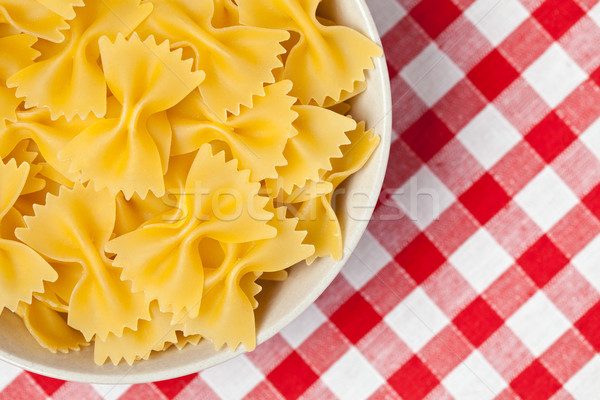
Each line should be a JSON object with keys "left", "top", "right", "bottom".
{"left": 0, "top": 0, "right": 381, "bottom": 365}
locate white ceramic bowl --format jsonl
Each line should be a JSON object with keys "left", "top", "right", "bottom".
{"left": 0, "top": 0, "right": 392, "bottom": 383}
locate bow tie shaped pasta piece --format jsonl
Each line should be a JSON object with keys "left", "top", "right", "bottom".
{"left": 94, "top": 301, "right": 178, "bottom": 365}
{"left": 15, "top": 183, "right": 150, "bottom": 341}
{"left": 0, "top": 158, "right": 58, "bottom": 312}
{"left": 169, "top": 80, "right": 297, "bottom": 181}
{"left": 7, "top": 0, "right": 153, "bottom": 120}
{"left": 0, "top": 0, "right": 72, "bottom": 42}
{"left": 0, "top": 34, "right": 39, "bottom": 130}
{"left": 237, "top": 0, "right": 382, "bottom": 106}
{"left": 137, "top": 0, "right": 289, "bottom": 121}
{"left": 0, "top": 108, "right": 98, "bottom": 182}
{"left": 106, "top": 143, "right": 277, "bottom": 320}
{"left": 17, "top": 297, "right": 88, "bottom": 354}
{"left": 294, "top": 122, "right": 380, "bottom": 262}
{"left": 182, "top": 206, "right": 314, "bottom": 351}
{"left": 266, "top": 105, "right": 355, "bottom": 196}
{"left": 59, "top": 34, "right": 205, "bottom": 199}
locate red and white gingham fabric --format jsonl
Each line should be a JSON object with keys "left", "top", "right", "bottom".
{"left": 2, "top": 0, "right": 600, "bottom": 398}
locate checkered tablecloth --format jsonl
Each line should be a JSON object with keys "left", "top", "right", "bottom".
{"left": 2, "top": 0, "right": 600, "bottom": 399}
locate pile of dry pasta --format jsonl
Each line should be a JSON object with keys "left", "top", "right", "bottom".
{"left": 0, "top": 0, "right": 382, "bottom": 365}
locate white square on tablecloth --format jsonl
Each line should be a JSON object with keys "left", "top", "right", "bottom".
{"left": 365, "top": 0, "right": 406, "bottom": 36}
{"left": 449, "top": 228, "right": 513, "bottom": 293}
{"left": 457, "top": 104, "right": 521, "bottom": 169}
{"left": 341, "top": 231, "right": 392, "bottom": 290}
{"left": 201, "top": 355, "right": 263, "bottom": 400}
{"left": 464, "top": 0, "right": 529, "bottom": 46}
{"left": 565, "top": 355, "right": 600, "bottom": 400}
{"left": 523, "top": 43, "right": 587, "bottom": 108}
{"left": 580, "top": 117, "right": 600, "bottom": 161}
{"left": 321, "top": 347, "right": 384, "bottom": 400}
{"left": 506, "top": 292, "right": 570, "bottom": 357}
{"left": 0, "top": 362, "right": 21, "bottom": 390}
{"left": 588, "top": 2, "right": 600, "bottom": 28}
{"left": 384, "top": 287, "right": 449, "bottom": 352}
{"left": 442, "top": 351, "right": 507, "bottom": 400}
{"left": 514, "top": 166, "right": 579, "bottom": 231}
{"left": 392, "top": 165, "right": 455, "bottom": 230}
{"left": 91, "top": 384, "right": 133, "bottom": 400}
{"left": 280, "top": 304, "right": 327, "bottom": 348}
{"left": 401, "top": 43, "right": 464, "bottom": 107}
{"left": 572, "top": 235, "right": 600, "bottom": 293}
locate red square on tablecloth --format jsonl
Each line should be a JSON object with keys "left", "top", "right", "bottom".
{"left": 409, "top": 0, "right": 461, "bottom": 39}
{"left": 401, "top": 110, "right": 454, "bottom": 162}
{"left": 453, "top": 297, "right": 504, "bottom": 347}
{"left": 388, "top": 356, "right": 439, "bottom": 400}
{"left": 267, "top": 352, "right": 319, "bottom": 400}
{"left": 467, "top": 50, "right": 520, "bottom": 101}
{"left": 459, "top": 173, "right": 511, "bottom": 225}
{"left": 510, "top": 360, "right": 562, "bottom": 400}
{"left": 533, "top": 0, "right": 585, "bottom": 39}
{"left": 575, "top": 301, "right": 600, "bottom": 351}
{"left": 395, "top": 233, "right": 445, "bottom": 284}
{"left": 330, "top": 293, "right": 383, "bottom": 344}
{"left": 517, "top": 235, "right": 569, "bottom": 287}
{"left": 526, "top": 112, "right": 577, "bottom": 163}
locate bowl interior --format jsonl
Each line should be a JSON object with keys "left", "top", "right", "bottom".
{"left": 0, "top": 0, "right": 392, "bottom": 384}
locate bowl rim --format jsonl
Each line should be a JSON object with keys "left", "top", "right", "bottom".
{"left": 0, "top": 0, "right": 392, "bottom": 384}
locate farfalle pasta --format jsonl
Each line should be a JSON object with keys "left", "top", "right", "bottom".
{"left": 7, "top": 0, "right": 153, "bottom": 120}
{"left": 137, "top": 0, "right": 288, "bottom": 120}
{"left": 0, "top": 0, "right": 382, "bottom": 365}
{"left": 237, "top": 0, "right": 382, "bottom": 105}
